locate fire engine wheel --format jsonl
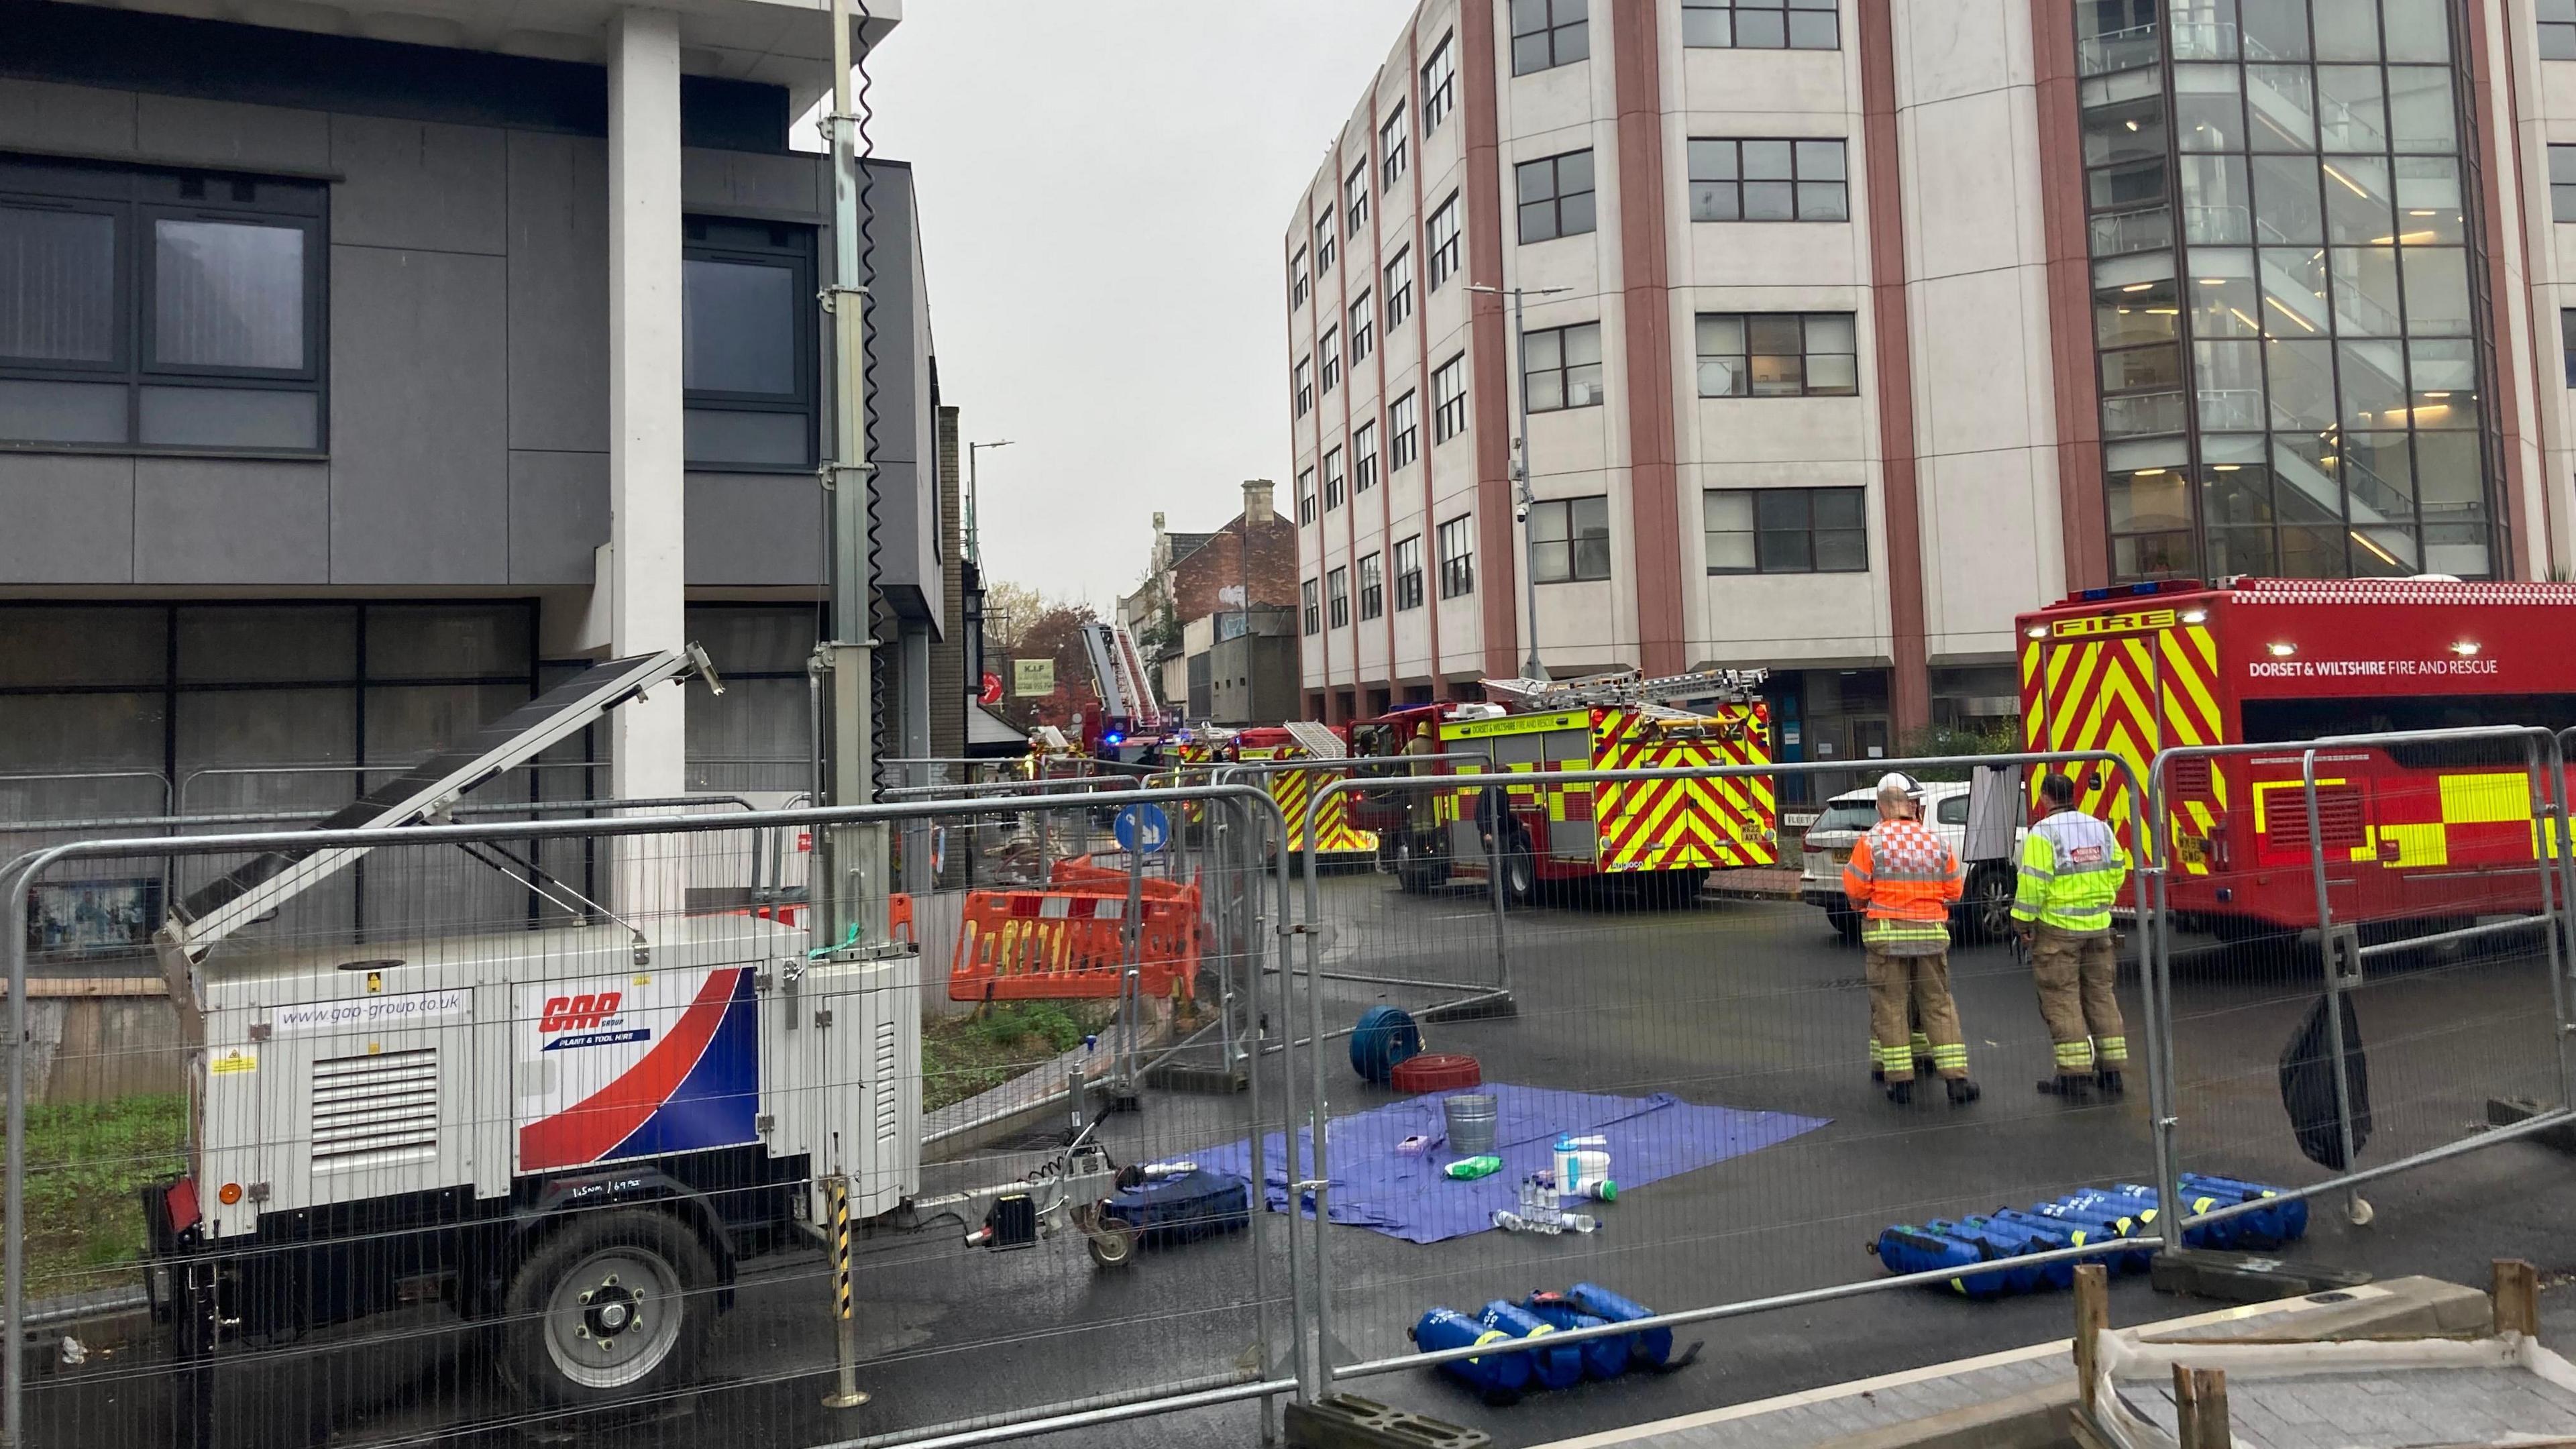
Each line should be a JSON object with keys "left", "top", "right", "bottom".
{"left": 1499, "top": 837, "right": 1538, "bottom": 908}
{"left": 501, "top": 1208, "right": 716, "bottom": 1408}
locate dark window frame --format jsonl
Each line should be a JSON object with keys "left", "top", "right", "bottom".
{"left": 1321, "top": 326, "right": 1342, "bottom": 394}
{"left": 1703, "top": 486, "right": 1869, "bottom": 574}
{"left": 1428, "top": 193, "right": 1462, "bottom": 289}
{"left": 0, "top": 156, "right": 330, "bottom": 456}
{"left": 1350, "top": 290, "right": 1375, "bottom": 362}
{"left": 1315, "top": 207, "right": 1336, "bottom": 275}
{"left": 1381, "top": 104, "right": 1410, "bottom": 189}
{"left": 1296, "top": 466, "right": 1317, "bottom": 525}
{"left": 1393, "top": 534, "right": 1426, "bottom": 610}
{"left": 1515, "top": 149, "right": 1597, "bottom": 244}
{"left": 1422, "top": 36, "right": 1457, "bottom": 134}
{"left": 1323, "top": 445, "right": 1346, "bottom": 511}
{"left": 1391, "top": 390, "right": 1420, "bottom": 469}
{"left": 1686, "top": 137, "right": 1850, "bottom": 222}
{"left": 1301, "top": 578, "right": 1321, "bottom": 635}
{"left": 683, "top": 217, "right": 819, "bottom": 472}
{"left": 2554, "top": 145, "right": 2576, "bottom": 221}
{"left": 1327, "top": 565, "right": 1350, "bottom": 628}
{"left": 2565, "top": 308, "right": 2576, "bottom": 388}
{"left": 1346, "top": 162, "right": 1371, "bottom": 235}
{"left": 1680, "top": 0, "right": 1841, "bottom": 50}
{"left": 1294, "top": 356, "right": 1313, "bottom": 416}
{"left": 1694, "top": 311, "right": 1860, "bottom": 398}
{"left": 1437, "top": 513, "right": 1475, "bottom": 598}
{"left": 1523, "top": 321, "right": 1605, "bottom": 411}
{"left": 1354, "top": 420, "right": 1380, "bottom": 491}
{"left": 1528, "top": 494, "right": 1612, "bottom": 583}
{"left": 1358, "top": 551, "right": 1385, "bottom": 619}
{"left": 1511, "top": 0, "right": 1591, "bottom": 75}
{"left": 1290, "top": 246, "right": 1309, "bottom": 307}
{"left": 1432, "top": 352, "right": 1468, "bottom": 442}
{"left": 1385, "top": 248, "right": 1416, "bottom": 327}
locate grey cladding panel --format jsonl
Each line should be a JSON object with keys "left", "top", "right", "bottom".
{"left": 508, "top": 450, "right": 608, "bottom": 585}
{"left": 0, "top": 78, "right": 137, "bottom": 156}
{"left": 506, "top": 131, "right": 610, "bottom": 454}
{"left": 684, "top": 472, "right": 822, "bottom": 586}
{"left": 133, "top": 458, "right": 329, "bottom": 583}
{"left": 328, "top": 245, "right": 508, "bottom": 583}
{"left": 0, "top": 454, "right": 134, "bottom": 583}
{"left": 329, "top": 114, "right": 507, "bottom": 254}
{"left": 680, "top": 148, "right": 822, "bottom": 219}
{"left": 133, "top": 93, "right": 330, "bottom": 172}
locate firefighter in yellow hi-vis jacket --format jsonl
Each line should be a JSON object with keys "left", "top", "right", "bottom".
{"left": 2012, "top": 771, "right": 2131, "bottom": 1102}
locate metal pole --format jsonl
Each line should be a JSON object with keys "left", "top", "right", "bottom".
{"left": 2301, "top": 749, "right": 2365, "bottom": 1224}
{"left": 1301, "top": 789, "right": 1332, "bottom": 1399}
{"left": 2525, "top": 735, "right": 2573, "bottom": 1109}
{"left": 822, "top": 1172, "right": 869, "bottom": 1408}
{"left": 1124, "top": 836, "right": 1145, "bottom": 1092}
{"left": 1485, "top": 776, "right": 1509, "bottom": 995}
{"left": 1509, "top": 285, "right": 1543, "bottom": 681}
{"left": 2145, "top": 754, "right": 2184, "bottom": 1256}
{"left": 5, "top": 851, "right": 25, "bottom": 1449}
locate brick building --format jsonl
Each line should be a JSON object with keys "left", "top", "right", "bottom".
{"left": 1122, "top": 480, "right": 1301, "bottom": 725}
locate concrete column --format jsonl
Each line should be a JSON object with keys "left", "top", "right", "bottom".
{"left": 608, "top": 7, "right": 686, "bottom": 914}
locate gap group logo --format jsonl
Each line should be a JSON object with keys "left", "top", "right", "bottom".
{"left": 537, "top": 991, "right": 649, "bottom": 1051}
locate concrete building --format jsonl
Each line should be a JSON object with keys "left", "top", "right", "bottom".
{"left": 1118, "top": 481, "right": 1303, "bottom": 726}
{"left": 1285, "top": 0, "right": 2563, "bottom": 780}
{"left": 0, "top": 0, "right": 967, "bottom": 873}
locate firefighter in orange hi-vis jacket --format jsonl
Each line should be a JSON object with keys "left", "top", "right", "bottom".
{"left": 1842, "top": 773, "right": 1982, "bottom": 1108}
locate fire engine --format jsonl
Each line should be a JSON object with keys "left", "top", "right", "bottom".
{"left": 2019, "top": 576, "right": 2576, "bottom": 940}
{"left": 1228, "top": 720, "right": 1379, "bottom": 862}
{"left": 1350, "top": 669, "right": 1778, "bottom": 905}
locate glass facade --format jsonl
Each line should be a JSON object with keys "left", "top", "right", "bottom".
{"left": 2076, "top": 0, "right": 2498, "bottom": 581}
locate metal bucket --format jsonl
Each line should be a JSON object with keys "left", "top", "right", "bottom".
{"left": 1443, "top": 1093, "right": 1498, "bottom": 1157}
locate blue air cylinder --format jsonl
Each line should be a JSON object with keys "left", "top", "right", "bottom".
{"left": 1870, "top": 1224, "right": 2010, "bottom": 1299}
{"left": 2029, "top": 1199, "right": 2156, "bottom": 1273}
{"left": 2181, "top": 1173, "right": 2308, "bottom": 1244}
{"left": 2109, "top": 1183, "right": 2243, "bottom": 1250}
{"left": 1948, "top": 1216, "right": 2076, "bottom": 1291}
{"left": 1479, "top": 1300, "right": 1583, "bottom": 1391}
{"left": 1410, "top": 1307, "right": 1531, "bottom": 1399}
{"left": 1988, "top": 1208, "right": 2123, "bottom": 1277}
{"left": 1927, "top": 1220, "right": 2045, "bottom": 1294}
{"left": 1519, "top": 1294, "right": 1631, "bottom": 1381}
{"left": 1564, "top": 1283, "right": 1676, "bottom": 1367}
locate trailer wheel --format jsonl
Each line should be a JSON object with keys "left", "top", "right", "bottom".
{"left": 500, "top": 1208, "right": 716, "bottom": 1408}
{"left": 1085, "top": 1212, "right": 1138, "bottom": 1268}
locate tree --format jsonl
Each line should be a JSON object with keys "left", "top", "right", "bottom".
{"left": 981, "top": 579, "right": 1046, "bottom": 653}
{"left": 995, "top": 598, "right": 1103, "bottom": 732}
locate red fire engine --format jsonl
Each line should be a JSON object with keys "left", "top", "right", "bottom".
{"left": 2019, "top": 576, "right": 2576, "bottom": 939}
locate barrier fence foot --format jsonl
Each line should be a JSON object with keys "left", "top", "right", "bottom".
{"left": 1417, "top": 993, "right": 1516, "bottom": 1025}
{"left": 2147, "top": 1246, "right": 2373, "bottom": 1303}
{"left": 2487, "top": 1096, "right": 2576, "bottom": 1155}
{"left": 1283, "top": 1392, "right": 1489, "bottom": 1449}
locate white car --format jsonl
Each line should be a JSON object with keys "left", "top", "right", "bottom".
{"left": 1797, "top": 781, "right": 2020, "bottom": 945}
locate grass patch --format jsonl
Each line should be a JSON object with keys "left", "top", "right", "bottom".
{"left": 10, "top": 1094, "right": 186, "bottom": 1299}
{"left": 922, "top": 1002, "right": 1113, "bottom": 1113}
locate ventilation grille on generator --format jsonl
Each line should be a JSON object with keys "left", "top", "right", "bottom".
{"left": 312, "top": 1048, "right": 439, "bottom": 1171}
{"left": 874, "top": 1019, "right": 900, "bottom": 1144}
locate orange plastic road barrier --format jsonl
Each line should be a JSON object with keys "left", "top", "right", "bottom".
{"left": 948, "top": 864, "right": 1201, "bottom": 1002}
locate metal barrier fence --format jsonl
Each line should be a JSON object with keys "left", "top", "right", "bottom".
{"left": 13, "top": 731, "right": 2576, "bottom": 1446}
{"left": 3, "top": 786, "right": 1300, "bottom": 1449}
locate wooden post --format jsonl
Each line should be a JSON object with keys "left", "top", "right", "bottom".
{"left": 2493, "top": 1258, "right": 2541, "bottom": 1337}
{"left": 2172, "top": 1363, "right": 2231, "bottom": 1449}
{"left": 2074, "top": 1263, "right": 2108, "bottom": 1418}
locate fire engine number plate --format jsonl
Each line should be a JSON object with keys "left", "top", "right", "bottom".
{"left": 2176, "top": 835, "right": 2207, "bottom": 866}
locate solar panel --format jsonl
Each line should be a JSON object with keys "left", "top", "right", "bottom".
{"left": 166, "top": 649, "right": 702, "bottom": 955}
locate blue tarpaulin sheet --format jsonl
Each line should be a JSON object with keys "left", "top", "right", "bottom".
{"left": 1196, "top": 1084, "right": 1830, "bottom": 1244}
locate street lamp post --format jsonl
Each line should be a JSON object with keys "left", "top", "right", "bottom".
{"left": 966, "top": 438, "right": 1015, "bottom": 567}
{"left": 1470, "top": 282, "right": 1570, "bottom": 682}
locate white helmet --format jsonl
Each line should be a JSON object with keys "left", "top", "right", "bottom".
{"left": 1875, "top": 771, "right": 1923, "bottom": 815}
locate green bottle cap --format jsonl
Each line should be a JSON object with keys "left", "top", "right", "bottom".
{"left": 1595, "top": 1180, "right": 1617, "bottom": 1201}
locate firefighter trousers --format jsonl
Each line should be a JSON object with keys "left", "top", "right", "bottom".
{"left": 2029, "top": 925, "right": 2125, "bottom": 1075}
{"left": 1866, "top": 947, "right": 1968, "bottom": 1082}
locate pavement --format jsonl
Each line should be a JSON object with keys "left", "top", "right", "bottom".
{"left": 26, "top": 873, "right": 2576, "bottom": 1449}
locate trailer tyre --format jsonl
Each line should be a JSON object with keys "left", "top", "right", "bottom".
{"left": 501, "top": 1208, "right": 716, "bottom": 1409}
{"left": 1085, "top": 1211, "right": 1138, "bottom": 1268}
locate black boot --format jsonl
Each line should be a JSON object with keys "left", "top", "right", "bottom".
{"left": 2037, "top": 1074, "right": 2092, "bottom": 1102}
{"left": 1946, "top": 1077, "right": 1982, "bottom": 1107}
{"left": 1886, "top": 1078, "right": 1914, "bottom": 1106}
{"left": 2096, "top": 1067, "right": 2127, "bottom": 1096}
{"left": 1871, "top": 1061, "right": 1885, "bottom": 1083}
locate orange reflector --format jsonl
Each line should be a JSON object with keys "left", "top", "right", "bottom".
{"left": 217, "top": 1182, "right": 242, "bottom": 1206}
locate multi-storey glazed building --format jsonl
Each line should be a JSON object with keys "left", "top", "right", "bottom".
{"left": 1284, "top": 0, "right": 2558, "bottom": 776}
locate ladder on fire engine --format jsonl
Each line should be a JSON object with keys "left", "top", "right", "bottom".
{"left": 1281, "top": 720, "right": 1348, "bottom": 759}
{"left": 158, "top": 646, "right": 724, "bottom": 959}
{"left": 1077, "top": 621, "right": 1165, "bottom": 730}
{"left": 1483, "top": 666, "right": 1769, "bottom": 719}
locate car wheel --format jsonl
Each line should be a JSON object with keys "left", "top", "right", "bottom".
{"left": 1964, "top": 863, "right": 2018, "bottom": 943}
{"left": 500, "top": 1208, "right": 716, "bottom": 1409}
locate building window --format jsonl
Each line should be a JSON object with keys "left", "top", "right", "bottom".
{"left": 1687, "top": 138, "right": 1849, "bottom": 221}
{"left": 1297, "top": 467, "right": 1317, "bottom": 525}
{"left": 2555, "top": 146, "right": 2576, "bottom": 220}
{"left": 1422, "top": 36, "right": 1456, "bottom": 135}
{"left": 1681, "top": 0, "right": 1839, "bottom": 49}
{"left": 1385, "top": 248, "right": 1415, "bottom": 328}
{"left": 683, "top": 220, "right": 820, "bottom": 470}
{"left": 1321, "top": 327, "right": 1342, "bottom": 394}
{"left": 1316, "top": 209, "right": 1336, "bottom": 275}
{"left": 1354, "top": 420, "right": 1379, "bottom": 491}
{"left": 1511, "top": 0, "right": 1591, "bottom": 74}
{"left": 1393, "top": 535, "right": 1426, "bottom": 609}
{"left": 1358, "top": 551, "right": 1385, "bottom": 619}
{"left": 1528, "top": 496, "right": 1612, "bottom": 582}
{"left": 2547, "top": 0, "right": 2576, "bottom": 59}
{"left": 1346, "top": 162, "right": 1371, "bottom": 234}
{"left": 1324, "top": 446, "right": 1346, "bottom": 510}
{"left": 1327, "top": 566, "right": 1350, "bottom": 627}
{"left": 1704, "top": 487, "right": 1867, "bottom": 574}
{"left": 1294, "top": 356, "right": 1313, "bottom": 415}
{"left": 1515, "top": 150, "right": 1597, "bottom": 243}
{"left": 1432, "top": 353, "right": 1468, "bottom": 442}
{"left": 1428, "top": 195, "right": 1462, "bottom": 290}
{"left": 1382, "top": 104, "right": 1410, "bottom": 189}
{"left": 1291, "top": 246, "right": 1309, "bottom": 307}
{"left": 2565, "top": 309, "right": 2576, "bottom": 386}
{"left": 1390, "top": 390, "right": 1420, "bottom": 468}
{"left": 1524, "top": 322, "right": 1605, "bottom": 411}
{"left": 1302, "top": 578, "right": 1321, "bottom": 635}
{"left": 1695, "top": 313, "right": 1858, "bottom": 396}
{"left": 1350, "top": 292, "right": 1375, "bottom": 362}
{"left": 1438, "top": 514, "right": 1475, "bottom": 598}
{"left": 0, "top": 156, "right": 327, "bottom": 451}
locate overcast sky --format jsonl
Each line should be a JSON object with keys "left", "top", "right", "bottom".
{"left": 867, "top": 1, "right": 1417, "bottom": 610}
